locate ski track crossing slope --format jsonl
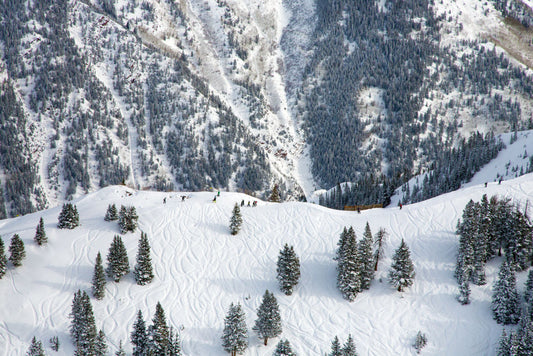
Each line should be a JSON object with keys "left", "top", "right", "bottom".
{"left": 1, "top": 174, "right": 533, "bottom": 355}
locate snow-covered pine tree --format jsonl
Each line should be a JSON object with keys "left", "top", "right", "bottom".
{"left": 328, "top": 336, "right": 342, "bottom": 356}
{"left": 49, "top": 336, "right": 59, "bottom": 351}
{"left": 358, "top": 222, "right": 374, "bottom": 290}
{"left": 524, "top": 269, "right": 533, "bottom": 303}
{"left": 269, "top": 185, "right": 281, "bottom": 202}
{"left": 134, "top": 232, "right": 154, "bottom": 285}
{"left": 95, "top": 329, "right": 107, "bottom": 356}
{"left": 150, "top": 302, "right": 170, "bottom": 354}
{"left": 229, "top": 203, "right": 243, "bottom": 235}
{"left": 0, "top": 237, "right": 7, "bottom": 279}
{"left": 26, "top": 336, "right": 45, "bottom": 356}
{"left": 221, "top": 302, "right": 248, "bottom": 356}
{"left": 276, "top": 244, "right": 300, "bottom": 296}
{"left": 168, "top": 326, "right": 182, "bottom": 356}
{"left": 497, "top": 329, "right": 511, "bottom": 356}
{"left": 388, "top": 239, "right": 415, "bottom": 292}
{"left": 253, "top": 290, "right": 282, "bottom": 345}
{"left": 34, "top": 217, "right": 47, "bottom": 245}
{"left": 70, "top": 290, "right": 98, "bottom": 355}
{"left": 335, "top": 227, "right": 349, "bottom": 262}
{"left": 57, "top": 203, "right": 80, "bottom": 229}
{"left": 457, "top": 278, "right": 471, "bottom": 305}
{"left": 491, "top": 260, "right": 520, "bottom": 325}
{"left": 131, "top": 310, "right": 149, "bottom": 356}
{"left": 92, "top": 252, "right": 106, "bottom": 300}
{"left": 413, "top": 331, "right": 427, "bottom": 354}
{"left": 373, "top": 227, "right": 387, "bottom": 271}
{"left": 273, "top": 339, "right": 296, "bottom": 356}
{"left": 337, "top": 227, "right": 361, "bottom": 301}
{"left": 118, "top": 205, "right": 138, "bottom": 234}
{"left": 115, "top": 340, "right": 126, "bottom": 356}
{"left": 106, "top": 235, "right": 130, "bottom": 282}
{"left": 9, "top": 234, "right": 25, "bottom": 267}
{"left": 104, "top": 204, "right": 118, "bottom": 221}
{"left": 512, "top": 307, "right": 533, "bottom": 355}
{"left": 342, "top": 334, "right": 357, "bottom": 356}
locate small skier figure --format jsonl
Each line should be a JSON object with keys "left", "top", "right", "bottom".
{"left": 399, "top": 203, "right": 402, "bottom": 210}
{"left": 484, "top": 182, "right": 487, "bottom": 188}
{"left": 357, "top": 207, "right": 361, "bottom": 214}
{"left": 252, "top": 201, "right": 257, "bottom": 207}
{"left": 247, "top": 201, "right": 251, "bottom": 207}
{"left": 181, "top": 195, "right": 186, "bottom": 202}
{"left": 213, "top": 196, "right": 217, "bottom": 203}
{"left": 241, "top": 199, "right": 245, "bottom": 207}
{"left": 163, "top": 197, "right": 167, "bottom": 204}
{"left": 217, "top": 191, "right": 220, "bottom": 197}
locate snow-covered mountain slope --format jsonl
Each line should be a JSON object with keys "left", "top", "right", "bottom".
{"left": 1, "top": 173, "right": 532, "bottom": 355}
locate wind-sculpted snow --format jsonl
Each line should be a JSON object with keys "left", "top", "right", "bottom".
{"left": 1, "top": 175, "right": 533, "bottom": 355}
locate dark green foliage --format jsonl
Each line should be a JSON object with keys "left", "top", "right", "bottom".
{"left": 229, "top": 203, "right": 243, "bottom": 235}
{"left": 276, "top": 244, "right": 301, "bottom": 296}
{"left": 92, "top": 252, "right": 106, "bottom": 300}
{"left": 524, "top": 269, "right": 533, "bottom": 303}
{"left": 336, "top": 227, "right": 361, "bottom": 301}
{"left": 0, "top": 237, "right": 7, "bottom": 279}
{"left": 273, "top": 339, "right": 296, "bottom": 356}
{"left": 413, "top": 331, "right": 427, "bottom": 354}
{"left": 253, "top": 290, "right": 282, "bottom": 346}
{"left": 26, "top": 336, "right": 45, "bottom": 356}
{"left": 118, "top": 205, "right": 138, "bottom": 234}
{"left": 134, "top": 232, "right": 154, "bottom": 285}
{"left": 49, "top": 336, "right": 59, "bottom": 351}
{"left": 269, "top": 185, "right": 281, "bottom": 202}
{"left": 342, "top": 334, "right": 357, "bottom": 356}
{"left": 457, "top": 278, "right": 471, "bottom": 305}
{"left": 106, "top": 235, "right": 130, "bottom": 282}
{"left": 358, "top": 222, "right": 375, "bottom": 290}
{"left": 104, "top": 204, "right": 118, "bottom": 221}
{"left": 373, "top": 228, "right": 387, "bottom": 271}
{"left": 222, "top": 302, "right": 248, "bottom": 356}
{"left": 9, "top": 234, "right": 25, "bottom": 267}
{"left": 95, "top": 330, "right": 107, "bottom": 356}
{"left": 492, "top": 260, "right": 520, "bottom": 325}
{"left": 69, "top": 290, "right": 98, "bottom": 355}
{"left": 388, "top": 239, "right": 415, "bottom": 292}
{"left": 168, "top": 326, "right": 182, "bottom": 356}
{"left": 497, "top": 329, "right": 511, "bottom": 356}
{"left": 57, "top": 203, "right": 80, "bottom": 229}
{"left": 115, "top": 341, "right": 126, "bottom": 356}
{"left": 131, "top": 310, "right": 149, "bottom": 356}
{"left": 150, "top": 302, "right": 170, "bottom": 354}
{"left": 328, "top": 336, "right": 342, "bottom": 356}
{"left": 34, "top": 217, "right": 47, "bottom": 245}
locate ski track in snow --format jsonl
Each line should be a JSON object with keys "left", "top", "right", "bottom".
{"left": 1, "top": 176, "right": 533, "bottom": 354}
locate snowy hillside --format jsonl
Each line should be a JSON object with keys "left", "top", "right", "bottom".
{"left": 1, "top": 173, "right": 532, "bottom": 355}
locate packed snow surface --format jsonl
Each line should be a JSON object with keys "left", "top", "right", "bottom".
{"left": 1, "top": 173, "right": 533, "bottom": 355}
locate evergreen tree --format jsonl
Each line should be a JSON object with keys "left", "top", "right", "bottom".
{"left": 269, "top": 185, "right": 281, "bottom": 202}
{"left": 34, "top": 217, "right": 47, "bottom": 245}
{"left": 57, "top": 203, "right": 80, "bottom": 229}
{"left": 104, "top": 204, "right": 118, "bottom": 221}
{"left": 328, "top": 336, "right": 342, "bottom": 356}
{"left": 9, "top": 234, "right": 25, "bottom": 267}
{"left": 106, "top": 235, "right": 130, "bottom": 282}
{"left": 150, "top": 302, "right": 170, "bottom": 354}
{"left": 92, "top": 252, "right": 106, "bottom": 300}
{"left": 373, "top": 227, "right": 387, "bottom": 271}
{"left": 26, "top": 336, "right": 45, "bottom": 356}
{"left": 497, "top": 329, "right": 511, "bottom": 356}
{"left": 229, "top": 203, "right": 243, "bottom": 235}
{"left": 513, "top": 307, "right": 533, "bottom": 355}
{"left": 276, "top": 244, "right": 300, "bottom": 296}
{"left": 337, "top": 227, "right": 361, "bottom": 301}
{"left": 131, "top": 310, "right": 149, "bottom": 356}
{"left": 491, "top": 260, "right": 520, "bottom": 325}
{"left": 49, "top": 336, "right": 59, "bottom": 351}
{"left": 134, "top": 232, "right": 154, "bottom": 285}
{"left": 273, "top": 339, "right": 295, "bottom": 356}
{"left": 457, "top": 278, "right": 471, "bottom": 305}
{"left": 335, "top": 227, "right": 349, "bottom": 262}
{"left": 95, "top": 330, "right": 107, "bottom": 356}
{"left": 413, "top": 331, "right": 427, "bottom": 354}
{"left": 253, "top": 290, "right": 282, "bottom": 345}
{"left": 0, "top": 237, "right": 7, "bottom": 279}
{"left": 168, "top": 326, "right": 182, "bottom": 356}
{"left": 342, "top": 334, "right": 357, "bottom": 356}
{"left": 69, "top": 290, "right": 98, "bottom": 355}
{"left": 221, "top": 302, "right": 248, "bottom": 356}
{"left": 388, "top": 239, "right": 415, "bottom": 292}
{"left": 524, "top": 269, "right": 533, "bottom": 303}
{"left": 118, "top": 205, "right": 138, "bottom": 234}
{"left": 115, "top": 341, "right": 126, "bottom": 356}
{"left": 358, "top": 222, "right": 375, "bottom": 290}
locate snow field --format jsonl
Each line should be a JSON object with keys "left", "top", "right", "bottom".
{"left": 1, "top": 174, "right": 533, "bottom": 355}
